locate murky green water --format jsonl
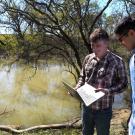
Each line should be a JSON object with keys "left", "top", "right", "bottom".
{"left": 0, "top": 62, "right": 80, "bottom": 127}
{"left": 0, "top": 61, "right": 126, "bottom": 127}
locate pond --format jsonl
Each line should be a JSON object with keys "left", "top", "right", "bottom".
{"left": 0, "top": 61, "right": 127, "bottom": 127}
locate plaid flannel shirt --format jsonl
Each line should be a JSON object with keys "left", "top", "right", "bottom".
{"left": 75, "top": 50, "right": 128, "bottom": 110}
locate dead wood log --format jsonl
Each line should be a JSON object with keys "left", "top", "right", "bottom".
{"left": 0, "top": 118, "right": 81, "bottom": 134}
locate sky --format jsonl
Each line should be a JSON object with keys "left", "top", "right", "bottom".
{"left": 98, "top": 0, "right": 125, "bottom": 16}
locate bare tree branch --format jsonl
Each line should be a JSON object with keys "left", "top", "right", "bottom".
{"left": 89, "top": 0, "right": 113, "bottom": 35}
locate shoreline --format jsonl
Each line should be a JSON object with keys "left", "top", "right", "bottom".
{"left": 0, "top": 108, "right": 131, "bottom": 135}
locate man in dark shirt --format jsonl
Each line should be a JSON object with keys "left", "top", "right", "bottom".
{"left": 75, "top": 28, "right": 128, "bottom": 135}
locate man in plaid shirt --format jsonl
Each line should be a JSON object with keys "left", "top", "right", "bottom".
{"left": 115, "top": 17, "right": 135, "bottom": 135}
{"left": 75, "top": 28, "right": 128, "bottom": 135}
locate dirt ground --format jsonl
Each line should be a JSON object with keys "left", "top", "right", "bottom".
{"left": 110, "top": 108, "right": 131, "bottom": 135}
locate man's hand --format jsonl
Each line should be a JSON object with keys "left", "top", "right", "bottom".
{"left": 67, "top": 87, "right": 77, "bottom": 96}
{"left": 95, "top": 88, "right": 109, "bottom": 95}
{"left": 68, "top": 91, "right": 73, "bottom": 96}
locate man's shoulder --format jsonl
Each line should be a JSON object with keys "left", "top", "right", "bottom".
{"left": 85, "top": 53, "right": 95, "bottom": 59}
{"left": 84, "top": 53, "right": 95, "bottom": 61}
{"left": 82, "top": 53, "right": 95, "bottom": 64}
{"left": 109, "top": 51, "right": 123, "bottom": 62}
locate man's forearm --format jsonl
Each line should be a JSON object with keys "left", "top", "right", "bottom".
{"left": 108, "top": 79, "right": 128, "bottom": 94}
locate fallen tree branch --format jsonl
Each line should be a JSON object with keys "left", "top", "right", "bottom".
{"left": 0, "top": 118, "right": 81, "bottom": 134}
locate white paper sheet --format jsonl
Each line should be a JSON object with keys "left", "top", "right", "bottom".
{"left": 77, "top": 83, "right": 105, "bottom": 106}
{"left": 63, "top": 81, "right": 105, "bottom": 106}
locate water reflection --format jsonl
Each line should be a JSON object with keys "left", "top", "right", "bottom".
{"left": 0, "top": 63, "right": 80, "bottom": 127}
{"left": 0, "top": 62, "right": 126, "bottom": 127}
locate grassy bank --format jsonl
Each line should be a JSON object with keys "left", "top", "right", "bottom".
{"left": 0, "top": 128, "right": 128, "bottom": 135}
{"left": 0, "top": 109, "right": 130, "bottom": 135}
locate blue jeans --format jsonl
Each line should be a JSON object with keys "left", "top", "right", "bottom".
{"left": 82, "top": 105, "right": 112, "bottom": 135}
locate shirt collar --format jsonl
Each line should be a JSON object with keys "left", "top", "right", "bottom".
{"left": 131, "top": 48, "right": 135, "bottom": 54}
{"left": 93, "top": 50, "right": 110, "bottom": 61}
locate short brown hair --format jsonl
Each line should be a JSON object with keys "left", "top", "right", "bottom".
{"left": 90, "top": 28, "right": 109, "bottom": 43}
